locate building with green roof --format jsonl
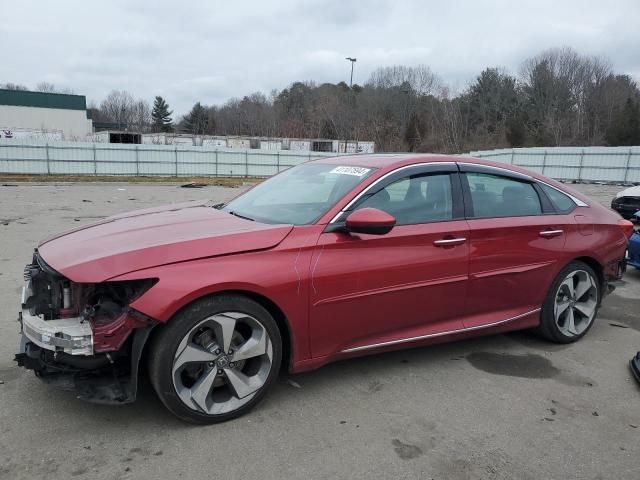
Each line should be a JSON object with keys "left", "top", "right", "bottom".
{"left": 0, "top": 89, "right": 93, "bottom": 140}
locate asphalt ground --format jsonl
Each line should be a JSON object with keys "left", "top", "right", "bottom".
{"left": 0, "top": 181, "right": 638, "bottom": 480}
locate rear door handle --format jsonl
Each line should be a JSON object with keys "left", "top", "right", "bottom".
{"left": 539, "top": 229, "right": 563, "bottom": 238}
{"left": 433, "top": 237, "right": 467, "bottom": 247}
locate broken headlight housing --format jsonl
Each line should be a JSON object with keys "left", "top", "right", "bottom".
{"left": 21, "top": 251, "right": 156, "bottom": 355}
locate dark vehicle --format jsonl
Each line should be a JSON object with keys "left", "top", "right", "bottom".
{"left": 611, "top": 186, "right": 640, "bottom": 220}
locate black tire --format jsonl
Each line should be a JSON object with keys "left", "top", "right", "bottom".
{"left": 536, "top": 260, "right": 601, "bottom": 344}
{"left": 148, "top": 294, "right": 282, "bottom": 424}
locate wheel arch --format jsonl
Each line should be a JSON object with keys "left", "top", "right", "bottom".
{"left": 572, "top": 255, "right": 604, "bottom": 291}
{"left": 223, "top": 289, "right": 294, "bottom": 373}
{"left": 143, "top": 289, "right": 294, "bottom": 373}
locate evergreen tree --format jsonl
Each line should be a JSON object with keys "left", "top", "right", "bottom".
{"left": 506, "top": 114, "right": 527, "bottom": 147}
{"left": 605, "top": 99, "right": 640, "bottom": 146}
{"left": 404, "top": 112, "right": 425, "bottom": 152}
{"left": 151, "top": 96, "right": 173, "bottom": 133}
{"left": 182, "top": 102, "right": 209, "bottom": 135}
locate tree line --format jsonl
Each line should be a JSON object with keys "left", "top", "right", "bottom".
{"left": 4, "top": 47, "right": 640, "bottom": 152}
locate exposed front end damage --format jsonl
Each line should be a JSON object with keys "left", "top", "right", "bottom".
{"left": 14, "top": 251, "right": 157, "bottom": 404}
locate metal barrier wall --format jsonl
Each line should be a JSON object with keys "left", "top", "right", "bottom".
{"left": 0, "top": 140, "right": 337, "bottom": 177}
{"left": 2, "top": 141, "right": 639, "bottom": 183}
{"left": 469, "top": 146, "right": 640, "bottom": 184}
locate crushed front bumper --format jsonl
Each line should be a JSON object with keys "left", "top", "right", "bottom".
{"left": 15, "top": 257, "right": 161, "bottom": 405}
{"left": 15, "top": 326, "right": 155, "bottom": 405}
{"left": 19, "top": 284, "right": 93, "bottom": 355}
{"left": 20, "top": 311, "right": 93, "bottom": 355}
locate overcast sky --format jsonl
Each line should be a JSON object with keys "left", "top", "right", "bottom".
{"left": 1, "top": 0, "right": 639, "bottom": 115}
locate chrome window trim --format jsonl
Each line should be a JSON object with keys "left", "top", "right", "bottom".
{"left": 328, "top": 160, "right": 588, "bottom": 224}
{"left": 340, "top": 307, "right": 541, "bottom": 353}
{"left": 457, "top": 162, "right": 533, "bottom": 180}
{"left": 328, "top": 162, "right": 457, "bottom": 224}
{"left": 457, "top": 161, "right": 588, "bottom": 208}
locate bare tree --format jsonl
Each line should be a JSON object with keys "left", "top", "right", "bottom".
{"left": 130, "top": 100, "right": 152, "bottom": 133}
{"left": 36, "top": 82, "right": 76, "bottom": 94}
{"left": 99, "top": 90, "right": 136, "bottom": 128}
{"left": 36, "top": 82, "right": 56, "bottom": 93}
{"left": 367, "top": 65, "right": 440, "bottom": 97}
{"left": 1, "top": 83, "right": 29, "bottom": 90}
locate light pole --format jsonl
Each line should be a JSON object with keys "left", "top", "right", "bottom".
{"left": 345, "top": 57, "right": 356, "bottom": 88}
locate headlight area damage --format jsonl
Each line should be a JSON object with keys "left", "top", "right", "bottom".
{"left": 14, "top": 252, "right": 158, "bottom": 405}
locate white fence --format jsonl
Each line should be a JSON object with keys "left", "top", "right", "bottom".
{"left": 470, "top": 146, "right": 640, "bottom": 184}
{"left": 0, "top": 140, "right": 336, "bottom": 177}
{"left": 2, "top": 141, "right": 639, "bottom": 183}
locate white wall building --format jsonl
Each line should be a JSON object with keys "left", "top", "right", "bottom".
{"left": 131, "top": 133, "right": 375, "bottom": 153}
{"left": 0, "top": 89, "right": 93, "bottom": 140}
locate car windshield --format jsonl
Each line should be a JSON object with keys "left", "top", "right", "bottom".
{"left": 223, "top": 163, "right": 375, "bottom": 225}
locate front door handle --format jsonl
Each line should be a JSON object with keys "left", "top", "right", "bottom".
{"left": 539, "top": 229, "right": 563, "bottom": 238}
{"left": 433, "top": 237, "right": 467, "bottom": 247}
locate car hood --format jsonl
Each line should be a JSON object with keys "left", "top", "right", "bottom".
{"left": 616, "top": 185, "right": 640, "bottom": 198}
{"left": 38, "top": 200, "right": 293, "bottom": 282}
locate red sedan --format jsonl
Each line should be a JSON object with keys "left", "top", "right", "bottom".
{"left": 15, "top": 154, "right": 632, "bottom": 423}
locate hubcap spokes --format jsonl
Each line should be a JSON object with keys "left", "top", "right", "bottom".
{"left": 554, "top": 270, "right": 597, "bottom": 337}
{"left": 172, "top": 312, "right": 272, "bottom": 415}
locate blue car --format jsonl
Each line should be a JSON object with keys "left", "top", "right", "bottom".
{"left": 627, "top": 212, "right": 640, "bottom": 269}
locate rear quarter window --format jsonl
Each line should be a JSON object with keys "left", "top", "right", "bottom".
{"left": 540, "top": 184, "right": 576, "bottom": 214}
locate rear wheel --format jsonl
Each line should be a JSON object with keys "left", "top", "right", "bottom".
{"left": 537, "top": 261, "right": 600, "bottom": 343}
{"left": 149, "top": 294, "right": 282, "bottom": 424}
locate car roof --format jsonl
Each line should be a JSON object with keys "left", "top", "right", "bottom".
{"left": 312, "top": 153, "right": 453, "bottom": 169}
{"left": 313, "top": 153, "right": 534, "bottom": 176}
{"left": 311, "top": 153, "right": 592, "bottom": 205}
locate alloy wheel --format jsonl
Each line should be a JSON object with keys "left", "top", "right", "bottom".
{"left": 554, "top": 270, "right": 598, "bottom": 337}
{"left": 171, "top": 312, "right": 273, "bottom": 415}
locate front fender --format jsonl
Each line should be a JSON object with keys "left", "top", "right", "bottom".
{"left": 109, "top": 229, "right": 320, "bottom": 364}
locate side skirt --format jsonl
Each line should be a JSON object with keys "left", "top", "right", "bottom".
{"left": 340, "top": 308, "right": 541, "bottom": 354}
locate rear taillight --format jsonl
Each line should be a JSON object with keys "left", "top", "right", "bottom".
{"left": 618, "top": 218, "right": 634, "bottom": 239}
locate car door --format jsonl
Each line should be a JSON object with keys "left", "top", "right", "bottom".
{"left": 459, "top": 164, "right": 567, "bottom": 328}
{"left": 308, "top": 163, "right": 469, "bottom": 357}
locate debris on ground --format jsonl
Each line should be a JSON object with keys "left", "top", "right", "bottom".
{"left": 609, "top": 322, "right": 630, "bottom": 328}
{"left": 286, "top": 379, "right": 301, "bottom": 389}
{"left": 180, "top": 182, "right": 207, "bottom": 188}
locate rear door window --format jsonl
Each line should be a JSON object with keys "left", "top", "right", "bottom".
{"left": 464, "top": 172, "right": 542, "bottom": 218}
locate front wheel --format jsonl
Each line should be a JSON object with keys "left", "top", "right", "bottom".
{"left": 149, "top": 294, "right": 282, "bottom": 424}
{"left": 537, "top": 261, "right": 600, "bottom": 343}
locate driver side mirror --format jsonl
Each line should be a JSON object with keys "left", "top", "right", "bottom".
{"left": 344, "top": 208, "right": 396, "bottom": 235}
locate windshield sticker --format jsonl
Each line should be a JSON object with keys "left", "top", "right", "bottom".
{"left": 329, "top": 166, "right": 371, "bottom": 176}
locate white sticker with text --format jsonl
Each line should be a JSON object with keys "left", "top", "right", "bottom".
{"left": 329, "top": 166, "right": 371, "bottom": 176}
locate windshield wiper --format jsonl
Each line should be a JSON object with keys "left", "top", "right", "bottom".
{"left": 228, "top": 211, "right": 255, "bottom": 221}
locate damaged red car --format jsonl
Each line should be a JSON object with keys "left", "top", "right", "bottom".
{"left": 15, "top": 154, "right": 631, "bottom": 424}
